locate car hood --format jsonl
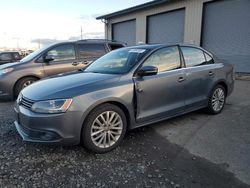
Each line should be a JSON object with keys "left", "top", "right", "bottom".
{"left": 0, "top": 62, "right": 21, "bottom": 69}
{"left": 22, "top": 72, "right": 121, "bottom": 101}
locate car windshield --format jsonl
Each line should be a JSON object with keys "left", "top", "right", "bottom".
{"left": 20, "top": 44, "right": 53, "bottom": 63}
{"left": 85, "top": 48, "right": 149, "bottom": 74}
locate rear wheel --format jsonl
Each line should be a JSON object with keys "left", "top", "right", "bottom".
{"left": 14, "top": 77, "right": 38, "bottom": 98}
{"left": 206, "top": 85, "right": 226, "bottom": 114}
{"left": 81, "top": 103, "right": 127, "bottom": 153}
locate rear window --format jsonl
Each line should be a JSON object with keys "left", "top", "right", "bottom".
{"left": 181, "top": 47, "right": 206, "bottom": 67}
{"left": 204, "top": 52, "right": 214, "bottom": 64}
{"left": 108, "top": 43, "right": 124, "bottom": 51}
{"left": 77, "top": 44, "right": 107, "bottom": 59}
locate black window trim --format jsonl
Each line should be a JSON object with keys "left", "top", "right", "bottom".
{"left": 203, "top": 51, "right": 214, "bottom": 64}
{"left": 107, "top": 42, "right": 125, "bottom": 51}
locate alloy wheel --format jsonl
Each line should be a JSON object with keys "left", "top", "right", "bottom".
{"left": 212, "top": 88, "right": 225, "bottom": 112}
{"left": 22, "top": 80, "right": 35, "bottom": 88}
{"left": 91, "top": 111, "right": 123, "bottom": 148}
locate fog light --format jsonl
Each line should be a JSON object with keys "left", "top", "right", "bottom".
{"left": 41, "top": 132, "right": 54, "bottom": 140}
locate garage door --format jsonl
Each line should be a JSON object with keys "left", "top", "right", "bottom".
{"left": 202, "top": 0, "right": 250, "bottom": 73}
{"left": 147, "top": 9, "right": 185, "bottom": 44}
{"left": 112, "top": 20, "right": 136, "bottom": 46}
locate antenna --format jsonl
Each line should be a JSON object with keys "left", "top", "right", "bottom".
{"left": 81, "top": 26, "right": 83, "bottom": 40}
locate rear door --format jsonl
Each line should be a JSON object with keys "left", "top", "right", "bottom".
{"left": 42, "top": 44, "right": 79, "bottom": 76}
{"left": 12, "top": 52, "right": 21, "bottom": 61}
{"left": 76, "top": 43, "right": 107, "bottom": 68}
{"left": 133, "top": 46, "right": 185, "bottom": 123}
{"left": 180, "top": 46, "right": 216, "bottom": 110}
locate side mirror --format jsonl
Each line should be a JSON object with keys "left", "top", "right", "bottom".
{"left": 44, "top": 54, "right": 55, "bottom": 62}
{"left": 137, "top": 66, "right": 158, "bottom": 77}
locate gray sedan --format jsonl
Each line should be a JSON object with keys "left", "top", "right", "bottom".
{"left": 14, "top": 44, "right": 234, "bottom": 153}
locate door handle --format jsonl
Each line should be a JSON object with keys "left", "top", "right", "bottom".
{"left": 82, "top": 60, "right": 92, "bottom": 65}
{"left": 72, "top": 62, "right": 79, "bottom": 66}
{"left": 209, "top": 71, "right": 214, "bottom": 76}
{"left": 178, "top": 77, "right": 186, "bottom": 82}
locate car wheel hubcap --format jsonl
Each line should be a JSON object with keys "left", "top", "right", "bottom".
{"left": 91, "top": 111, "right": 123, "bottom": 148}
{"left": 212, "top": 88, "right": 225, "bottom": 112}
{"left": 23, "top": 80, "right": 35, "bottom": 88}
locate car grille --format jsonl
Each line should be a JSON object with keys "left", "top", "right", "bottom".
{"left": 19, "top": 96, "right": 34, "bottom": 109}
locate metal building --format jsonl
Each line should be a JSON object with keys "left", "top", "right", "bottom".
{"left": 97, "top": 0, "right": 250, "bottom": 73}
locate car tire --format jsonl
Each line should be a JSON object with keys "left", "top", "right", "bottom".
{"left": 81, "top": 103, "right": 127, "bottom": 153}
{"left": 206, "top": 84, "right": 226, "bottom": 114}
{"left": 14, "top": 77, "right": 38, "bottom": 98}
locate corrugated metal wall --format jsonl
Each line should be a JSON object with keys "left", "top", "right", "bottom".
{"left": 112, "top": 20, "right": 136, "bottom": 46}
{"left": 202, "top": 0, "right": 250, "bottom": 73}
{"left": 147, "top": 9, "right": 185, "bottom": 44}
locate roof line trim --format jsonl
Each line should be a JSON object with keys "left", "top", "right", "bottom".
{"left": 96, "top": 0, "right": 172, "bottom": 20}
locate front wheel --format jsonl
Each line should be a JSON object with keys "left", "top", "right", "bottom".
{"left": 14, "top": 77, "right": 38, "bottom": 98}
{"left": 81, "top": 104, "right": 127, "bottom": 153}
{"left": 206, "top": 85, "right": 226, "bottom": 114}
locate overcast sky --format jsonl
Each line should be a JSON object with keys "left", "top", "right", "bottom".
{"left": 0, "top": 0, "right": 151, "bottom": 49}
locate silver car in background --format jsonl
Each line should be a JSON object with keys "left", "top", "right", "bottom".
{"left": 14, "top": 44, "right": 234, "bottom": 153}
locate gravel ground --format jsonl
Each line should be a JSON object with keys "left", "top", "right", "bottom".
{"left": 0, "top": 85, "right": 250, "bottom": 187}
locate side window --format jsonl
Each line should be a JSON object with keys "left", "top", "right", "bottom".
{"left": 142, "top": 46, "right": 181, "bottom": 73}
{"left": 47, "top": 44, "right": 76, "bottom": 62}
{"left": 108, "top": 43, "right": 124, "bottom": 51}
{"left": 204, "top": 52, "right": 214, "bottom": 64}
{"left": 181, "top": 47, "right": 206, "bottom": 67}
{"left": 78, "top": 44, "right": 106, "bottom": 59}
{"left": 13, "top": 53, "right": 21, "bottom": 60}
{"left": 0, "top": 53, "right": 12, "bottom": 61}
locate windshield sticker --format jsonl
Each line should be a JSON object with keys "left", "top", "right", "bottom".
{"left": 129, "top": 49, "right": 146, "bottom": 53}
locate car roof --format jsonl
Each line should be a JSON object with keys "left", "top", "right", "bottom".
{"left": 0, "top": 51, "right": 19, "bottom": 53}
{"left": 123, "top": 43, "right": 212, "bottom": 54}
{"left": 76, "top": 39, "right": 125, "bottom": 45}
{"left": 126, "top": 43, "right": 203, "bottom": 49}
{"left": 44, "top": 40, "right": 126, "bottom": 47}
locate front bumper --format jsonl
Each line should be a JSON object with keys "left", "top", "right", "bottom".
{"left": 0, "top": 78, "right": 13, "bottom": 100}
{"left": 14, "top": 103, "right": 83, "bottom": 145}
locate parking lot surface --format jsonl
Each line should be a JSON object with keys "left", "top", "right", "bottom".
{"left": 0, "top": 80, "right": 249, "bottom": 188}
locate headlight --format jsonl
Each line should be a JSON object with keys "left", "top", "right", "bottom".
{"left": 0, "top": 68, "right": 14, "bottom": 75}
{"left": 16, "top": 93, "right": 22, "bottom": 104}
{"left": 31, "top": 99, "right": 73, "bottom": 114}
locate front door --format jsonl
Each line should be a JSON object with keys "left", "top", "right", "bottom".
{"left": 0, "top": 53, "right": 12, "bottom": 65}
{"left": 42, "top": 44, "right": 81, "bottom": 77}
{"left": 133, "top": 46, "right": 186, "bottom": 124}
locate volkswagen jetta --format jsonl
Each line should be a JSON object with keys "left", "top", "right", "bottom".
{"left": 14, "top": 44, "right": 234, "bottom": 153}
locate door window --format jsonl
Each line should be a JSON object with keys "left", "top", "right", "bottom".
{"left": 13, "top": 53, "right": 21, "bottom": 60}
{"left": 181, "top": 47, "right": 206, "bottom": 67}
{"left": 77, "top": 44, "right": 106, "bottom": 59}
{"left": 0, "top": 53, "right": 12, "bottom": 61}
{"left": 142, "top": 46, "right": 181, "bottom": 72}
{"left": 204, "top": 52, "right": 214, "bottom": 64}
{"left": 47, "top": 44, "right": 76, "bottom": 62}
